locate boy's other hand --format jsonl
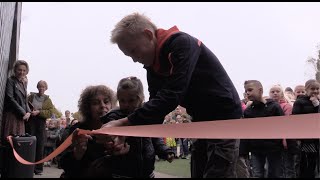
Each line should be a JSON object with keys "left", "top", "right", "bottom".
{"left": 167, "top": 152, "right": 175, "bottom": 163}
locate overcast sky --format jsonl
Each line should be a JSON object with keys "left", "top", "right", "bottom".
{"left": 19, "top": 2, "right": 320, "bottom": 114}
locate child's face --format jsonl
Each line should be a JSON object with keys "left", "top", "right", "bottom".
{"left": 243, "top": 92, "right": 248, "bottom": 101}
{"left": 176, "top": 115, "right": 183, "bottom": 123}
{"left": 294, "top": 86, "right": 306, "bottom": 98}
{"left": 117, "top": 30, "right": 156, "bottom": 67}
{"left": 244, "top": 83, "right": 262, "bottom": 101}
{"left": 306, "top": 83, "right": 320, "bottom": 97}
{"left": 170, "top": 120, "right": 176, "bottom": 124}
{"left": 174, "top": 107, "right": 182, "bottom": 115}
{"left": 269, "top": 87, "right": 282, "bottom": 101}
{"left": 118, "top": 89, "right": 142, "bottom": 114}
{"left": 60, "top": 120, "right": 66, "bottom": 128}
{"left": 90, "top": 93, "right": 112, "bottom": 120}
{"left": 49, "top": 121, "right": 56, "bottom": 129}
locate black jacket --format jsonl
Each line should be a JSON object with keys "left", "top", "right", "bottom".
{"left": 100, "top": 109, "right": 173, "bottom": 178}
{"left": 292, "top": 95, "right": 320, "bottom": 153}
{"left": 127, "top": 26, "right": 242, "bottom": 125}
{"left": 4, "top": 76, "right": 31, "bottom": 118}
{"left": 240, "top": 99, "right": 284, "bottom": 154}
{"left": 292, "top": 95, "right": 320, "bottom": 114}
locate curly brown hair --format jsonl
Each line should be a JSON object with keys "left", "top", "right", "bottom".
{"left": 78, "top": 85, "right": 116, "bottom": 121}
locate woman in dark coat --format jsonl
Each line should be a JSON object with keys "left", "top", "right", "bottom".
{"left": 2, "top": 60, "right": 31, "bottom": 142}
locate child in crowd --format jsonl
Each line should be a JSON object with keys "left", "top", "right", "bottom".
{"left": 241, "top": 80, "right": 285, "bottom": 178}
{"left": 104, "top": 12, "right": 242, "bottom": 178}
{"left": 292, "top": 79, "right": 320, "bottom": 178}
{"left": 44, "top": 119, "right": 59, "bottom": 167}
{"left": 285, "top": 87, "right": 295, "bottom": 106}
{"left": 294, "top": 85, "right": 306, "bottom": 100}
{"left": 269, "top": 84, "right": 299, "bottom": 178}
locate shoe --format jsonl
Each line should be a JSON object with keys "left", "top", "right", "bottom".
{"left": 34, "top": 171, "right": 43, "bottom": 175}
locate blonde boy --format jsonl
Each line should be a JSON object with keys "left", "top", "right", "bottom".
{"left": 104, "top": 12, "right": 242, "bottom": 178}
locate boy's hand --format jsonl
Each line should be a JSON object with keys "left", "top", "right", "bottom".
{"left": 246, "top": 101, "right": 253, "bottom": 108}
{"left": 95, "top": 134, "right": 129, "bottom": 156}
{"left": 167, "top": 152, "right": 175, "bottom": 163}
{"left": 310, "top": 95, "right": 320, "bottom": 107}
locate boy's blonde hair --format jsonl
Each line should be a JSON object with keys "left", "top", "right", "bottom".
{"left": 294, "top": 85, "right": 305, "bottom": 92}
{"left": 244, "top": 80, "right": 263, "bottom": 88}
{"left": 110, "top": 12, "right": 157, "bottom": 44}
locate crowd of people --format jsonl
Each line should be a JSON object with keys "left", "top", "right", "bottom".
{"left": 1, "top": 12, "right": 320, "bottom": 178}
{"left": 238, "top": 80, "right": 320, "bottom": 178}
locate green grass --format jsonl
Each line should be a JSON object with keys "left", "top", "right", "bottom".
{"left": 155, "top": 158, "right": 191, "bottom": 178}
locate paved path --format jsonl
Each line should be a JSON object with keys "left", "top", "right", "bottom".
{"left": 34, "top": 166, "right": 182, "bottom": 178}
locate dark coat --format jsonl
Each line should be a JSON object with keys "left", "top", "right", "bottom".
{"left": 4, "top": 76, "right": 30, "bottom": 118}
{"left": 292, "top": 95, "right": 320, "bottom": 153}
{"left": 127, "top": 26, "right": 242, "bottom": 125}
{"left": 240, "top": 99, "right": 285, "bottom": 154}
{"left": 2, "top": 76, "right": 30, "bottom": 139}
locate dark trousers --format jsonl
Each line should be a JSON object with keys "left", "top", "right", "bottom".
{"left": 300, "top": 151, "right": 318, "bottom": 178}
{"left": 25, "top": 117, "right": 46, "bottom": 173}
{"left": 179, "top": 138, "right": 189, "bottom": 157}
{"left": 191, "top": 139, "right": 239, "bottom": 178}
{"left": 282, "top": 150, "right": 297, "bottom": 178}
{"left": 251, "top": 151, "right": 283, "bottom": 178}
{"left": 236, "top": 155, "right": 251, "bottom": 178}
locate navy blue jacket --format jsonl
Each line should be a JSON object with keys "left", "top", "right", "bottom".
{"left": 241, "top": 99, "right": 284, "bottom": 154}
{"left": 127, "top": 26, "right": 242, "bottom": 125}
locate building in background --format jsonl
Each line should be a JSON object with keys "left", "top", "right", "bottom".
{"left": 0, "top": 2, "right": 22, "bottom": 139}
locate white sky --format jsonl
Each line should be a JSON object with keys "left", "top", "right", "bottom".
{"left": 19, "top": 2, "right": 320, "bottom": 113}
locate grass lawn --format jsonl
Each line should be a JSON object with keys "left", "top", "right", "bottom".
{"left": 155, "top": 158, "right": 191, "bottom": 178}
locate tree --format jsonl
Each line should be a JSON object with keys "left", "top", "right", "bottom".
{"left": 51, "top": 106, "right": 62, "bottom": 119}
{"left": 306, "top": 44, "right": 320, "bottom": 82}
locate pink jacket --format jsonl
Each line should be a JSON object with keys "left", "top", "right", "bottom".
{"left": 279, "top": 99, "right": 292, "bottom": 115}
{"left": 241, "top": 102, "right": 247, "bottom": 112}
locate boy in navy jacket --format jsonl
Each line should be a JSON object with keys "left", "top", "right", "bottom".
{"left": 241, "top": 80, "right": 285, "bottom": 178}
{"left": 103, "top": 12, "right": 242, "bottom": 178}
